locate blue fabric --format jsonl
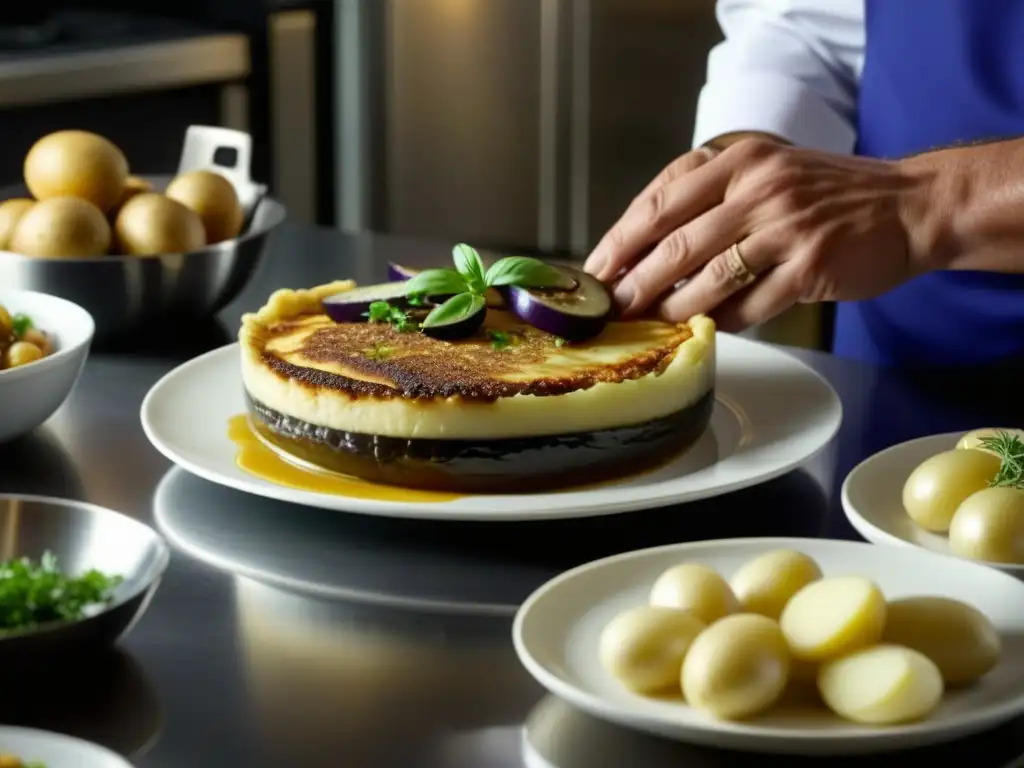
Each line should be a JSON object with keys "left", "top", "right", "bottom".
{"left": 835, "top": 0, "right": 1024, "bottom": 365}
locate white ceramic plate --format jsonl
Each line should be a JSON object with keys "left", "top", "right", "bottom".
{"left": 841, "top": 432, "right": 1024, "bottom": 576}
{"left": 139, "top": 336, "right": 841, "bottom": 521}
{"left": 512, "top": 537, "right": 1024, "bottom": 755}
{"left": 0, "top": 726, "right": 134, "bottom": 767}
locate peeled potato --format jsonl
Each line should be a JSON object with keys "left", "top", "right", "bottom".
{"left": 818, "top": 645, "right": 943, "bottom": 725}
{"left": 598, "top": 606, "right": 706, "bottom": 694}
{"left": 902, "top": 449, "right": 1001, "bottom": 533}
{"left": 114, "top": 193, "right": 206, "bottom": 256}
{"left": 23, "top": 130, "right": 128, "bottom": 212}
{"left": 779, "top": 576, "right": 886, "bottom": 662}
{"left": 956, "top": 428, "right": 1024, "bottom": 453}
{"left": 729, "top": 549, "right": 822, "bottom": 620}
{"left": 881, "top": 596, "right": 1001, "bottom": 685}
{"left": 681, "top": 613, "right": 790, "bottom": 720}
{"left": 8, "top": 197, "right": 110, "bottom": 258}
{"left": 649, "top": 563, "right": 739, "bottom": 624}
{"left": 166, "top": 169, "right": 243, "bottom": 244}
{"left": 948, "top": 486, "right": 1024, "bottom": 564}
{"left": 0, "top": 198, "right": 34, "bottom": 249}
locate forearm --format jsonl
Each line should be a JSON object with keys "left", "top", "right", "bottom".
{"left": 901, "top": 137, "right": 1024, "bottom": 273}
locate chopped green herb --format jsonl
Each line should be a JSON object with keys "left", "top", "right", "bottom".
{"left": 979, "top": 432, "right": 1024, "bottom": 489}
{"left": 364, "top": 301, "right": 419, "bottom": 333}
{"left": 407, "top": 292, "right": 428, "bottom": 307}
{"left": 363, "top": 342, "right": 394, "bottom": 361}
{"left": 10, "top": 313, "right": 32, "bottom": 338}
{"left": 487, "top": 329, "right": 512, "bottom": 350}
{"left": 554, "top": 337, "right": 567, "bottom": 347}
{"left": 0, "top": 551, "right": 122, "bottom": 632}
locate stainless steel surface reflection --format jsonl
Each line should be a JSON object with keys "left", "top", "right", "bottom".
{"left": 0, "top": 178, "right": 286, "bottom": 339}
{"left": 522, "top": 696, "right": 1024, "bottom": 768}
{"left": 235, "top": 578, "right": 541, "bottom": 768}
{"left": 2, "top": 649, "right": 163, "bottom": 761}
{"left": 0, "top": 495, "right": 169, "bottom": 664}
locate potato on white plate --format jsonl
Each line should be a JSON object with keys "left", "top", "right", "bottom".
{"left": 956, "top": 428, "right": 1024, "bottom": 452}
{"left": 649, "top": 563, "right": 738, "bottom": 624}
{"left": 818, "top": 645, "right": 944, "bottom": 725}
{"left": 681, "top": 613, "right": 790, "bottom": 721}
{"left": 729, "top": 549, "right": 822, "bottom": 620}
{"left": 902, "top": 449, "right": 1001, "bottom": 533}
{"left": 779, "top": 576, "right": 886, "bottom": 662}
{"left": 598, "top": 606, "right": 705, "bottom": 694}
{"left": 949, "top": 486, "right": 1024, "bottom": 564}
{"left": 881, "top": 596, "right": 1001, "bottom": 685}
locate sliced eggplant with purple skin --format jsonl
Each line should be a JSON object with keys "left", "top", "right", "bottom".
{"left": 501, "top": 266, "right": 611, "bottom": 342}
{"left": 389, "top": 260, "right": 507, "bottom": 309}
{"left": 321, "top": 281, "right": 418, "bottom": 323}
{"left": 421, "top": 293, "right": 488, "bottom": 340}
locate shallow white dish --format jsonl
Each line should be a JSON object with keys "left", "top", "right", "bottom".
{"left": 0, "top": 726, "right": 134, "bottom": 767}
{"left": 0, "top": 288, "right": 94, "bottom": 443}
{"left": 140, "top": 335, "right": 841, "bottom": 521}
{"left": 512, "top": 536, "right": 1024, "bottom": 755}
{"left": 840, "top": 432, "right": 1024, "bottom": 576}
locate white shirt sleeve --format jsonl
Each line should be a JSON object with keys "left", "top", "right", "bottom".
{"left": 691, "top": 0, "right": 866, "bottom": 154}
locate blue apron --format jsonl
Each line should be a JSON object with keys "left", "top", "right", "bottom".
{"left": 834, "top": 0, "right": 1024, "bottom": 365}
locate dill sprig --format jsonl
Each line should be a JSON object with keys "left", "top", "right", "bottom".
{"left": 978, "top": 431, "right": 1024, "bottom": 489}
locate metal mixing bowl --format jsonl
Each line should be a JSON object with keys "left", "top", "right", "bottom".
{"left": 0, "top": 175, "right": 286, "bottom": 340}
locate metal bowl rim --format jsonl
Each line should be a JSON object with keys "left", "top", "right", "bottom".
{"left": 0, "top": 193, "right": 288, "bottom": 266}
{"left": 0, "top": 492, "right": 171, "bottom": 641}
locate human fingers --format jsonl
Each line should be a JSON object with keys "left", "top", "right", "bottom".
{"left": 610, "top": 199, "right": 747, "bottom": 316}
{"left": 584, "top": 148, "right": 725, "bottom": 281}
{"left": 709, "top": 261, "right": 803, "bottom": 333}
{"left": 654, "top": 230, "right": 782, "bottom": 324}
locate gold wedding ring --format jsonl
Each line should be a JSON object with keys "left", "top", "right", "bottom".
{"left": 725, "top": 242, "right": 756, "bottom": 287}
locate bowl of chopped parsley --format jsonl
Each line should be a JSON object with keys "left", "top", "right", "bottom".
{"left": 0, "top": 495, "right": 168, "bottom": 663}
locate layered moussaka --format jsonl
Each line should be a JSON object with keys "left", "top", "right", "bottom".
{"left": 239, "top": 280, "right": 716, "bottom": 493}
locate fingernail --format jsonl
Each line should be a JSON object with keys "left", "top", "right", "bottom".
{"left": 584, "top": 251, "right": 606, "bottom": 277}
{"left": 613, "top": 281, "right": 635, "bottom": 313}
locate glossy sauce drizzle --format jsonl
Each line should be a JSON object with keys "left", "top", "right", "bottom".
{"left": 227, "top": 414, "right": 462, "bottom": 503}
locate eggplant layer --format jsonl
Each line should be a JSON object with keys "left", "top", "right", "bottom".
{"left": 245, "top": 390, "right": 715, "bottom": 494}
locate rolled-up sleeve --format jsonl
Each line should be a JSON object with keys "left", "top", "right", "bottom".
{"left": 692, "top": 0, "right": 866, "bottom": 154}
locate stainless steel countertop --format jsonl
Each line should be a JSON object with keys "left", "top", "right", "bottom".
{"left": 3, "top": 224, "right": 1024, "bottom": 767}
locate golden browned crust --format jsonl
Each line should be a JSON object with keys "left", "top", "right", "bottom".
{"left": 240, "top": 281, "right": 697, "bottom": 403}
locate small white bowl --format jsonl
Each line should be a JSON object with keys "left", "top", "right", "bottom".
{"left": 0, "top": 288, "right": 94, "bottom": 443}
{"left": 0, "top": 726, "right": 134, "bottom": 767}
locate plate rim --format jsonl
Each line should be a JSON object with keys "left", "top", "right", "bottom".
{"left": 0, "top": 724, "right": 135, "bottom": 766}
{"left": 511, "top": 535, "right": 1024, "bottom": 753}
{"left": 839, "top": 432, "right": 1024, "bottom": 575}
{"left": 139, "top": 336, "right": 842, "bottom": 520}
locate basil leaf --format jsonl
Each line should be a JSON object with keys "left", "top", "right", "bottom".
{"left": 453, "top": 243, "right": 487, "bottom": 293}
{"left": 405, "top": 268, "right": 468, "bottom": 298}
{"left": 484, "top": 256, "right": 572, "bottom": 289}
{"left": 422, "top": 292, "right": 486, "bottom": 328}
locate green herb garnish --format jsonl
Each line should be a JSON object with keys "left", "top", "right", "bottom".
{"left": 979, "top": 431, "right": 1024, "bottom": 489}
{"left": 0, "top": 551, "right": 123, "bottom": 632}
{"left": 10, "top": 313, "right": 32, "bottom": 339}
{"left": 405, "top": 244, "right": 570, "bottom": 332}
{"left": 487, "top": 329, "right": 512, "bottom": 350}
{"left": 363, "top": 342, "right": 394, "bottom": 361}
{"left": 364, "top": 301, "right": 418, "bottom": 333}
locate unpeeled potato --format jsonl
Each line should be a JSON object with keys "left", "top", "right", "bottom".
{"left": 8, "top": 197, "right": 110, "bottom": 258}
{"left": 165, "top": 169, "right": 243, "bottom": 244}
{"left": 599, "top": 606, "right": 706, "bottom": 694}
{"left": 24, "top": 130, "right": 128, "bottom": 213}
{"left": 113, "top": 193, "right": 206, "bottom": 256}
{"left": 881, "top": 596, "right": 1001, "bottom": 685}
{"left": 0, "top": 199, "right": 34, "bottom": 250}
{"left": 817, "top": 645, "right": 943, "bottom": 725}
{"left": 649, "top": 563, "right": 739, "bottom": 624}
{"left": 779, "top": 576, "right": 886, "bottom": 662}
{"left": 108, "top": 175, "right": 153, "bottom": 221}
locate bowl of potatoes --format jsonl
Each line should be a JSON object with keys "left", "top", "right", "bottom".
{"left": 513, "top": 537, "right": 1024, "bottom": 755}
{"left": 0, "top": 125, "right": 286, "bottom": 339}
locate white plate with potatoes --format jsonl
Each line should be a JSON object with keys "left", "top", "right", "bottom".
{"left": 512, "top": 537, "right": 1024, "bottom": 754}
{"left": 843, "top": 428, "right": 1024, "bottom": 574}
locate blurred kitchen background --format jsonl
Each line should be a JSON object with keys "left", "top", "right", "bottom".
{"left": 0, "top": 0, "right": 824, "bottom": 349}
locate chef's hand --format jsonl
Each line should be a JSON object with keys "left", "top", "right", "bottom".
{"left": 584, "top": 137, "right": 935, "bottom": 331}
